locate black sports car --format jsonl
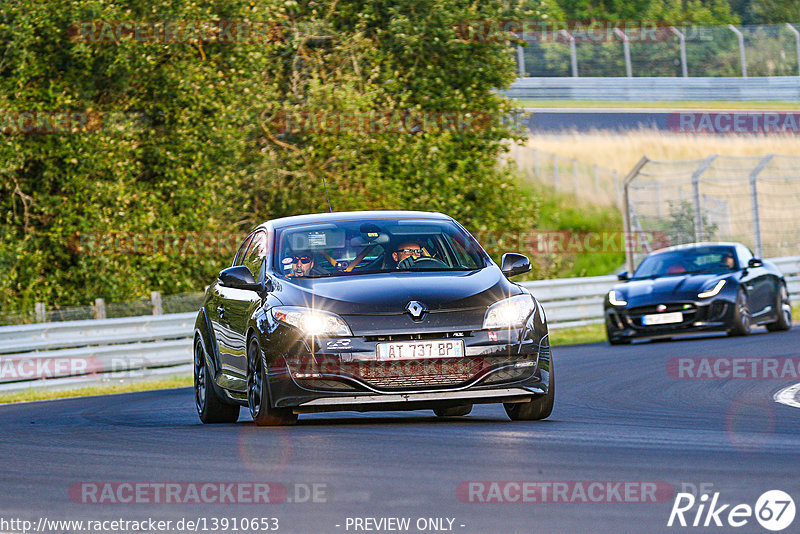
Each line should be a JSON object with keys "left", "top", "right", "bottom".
{"left": 605, "top": 242, "right": 792, "bottom": 344}
{"left": 193, "top": 211, "right": 553, "bottom": 425}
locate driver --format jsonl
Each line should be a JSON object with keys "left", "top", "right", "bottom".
{"left": 721, "top": 252, "right": 735, "bottom": 269}
{"left": 392, "top": 242, "right": 423, "bottom": 268}
{"left": 286, "top": 254, "right": 314, "bottom": 277}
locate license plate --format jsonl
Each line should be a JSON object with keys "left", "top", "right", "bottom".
{"left": 642, "top": 311, "right": 683, "bottom": 325}
{"left": 376, "top": 340, "right": 465, "bottom": 360}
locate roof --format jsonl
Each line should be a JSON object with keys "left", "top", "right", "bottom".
{"left": 650, "top": 241, "right": 742, "bottom": 254}
{"left": 259, "top": 210, "right": 452, "bottom": 229}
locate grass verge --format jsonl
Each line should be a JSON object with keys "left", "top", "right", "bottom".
{"left": 518, "top": 100, "right": 800, "bottom": 110}
{"left": 550, "top": 323, "right": 607, "bottom": 346}
{"left": 0, "top": 375, "right": 192, "bottom": 404}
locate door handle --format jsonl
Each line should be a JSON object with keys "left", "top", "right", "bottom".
{"left": 217, "top": 306, "right": 225, "bottom": 316}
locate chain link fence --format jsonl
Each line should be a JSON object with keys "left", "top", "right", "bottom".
{"left": 622, "top": 154, "right": 800, "bottom": 272}
{"left": 509, "top": 143, "right": 622, "bottom": 207}
{"left": 517, "top": 23, "right": 800, "bottom": 78}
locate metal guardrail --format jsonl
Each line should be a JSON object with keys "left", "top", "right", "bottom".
{"left": 505, "top": 76, "right": 800, "bottom": 101}
{"left": 1, "top": 256, "right": 797, "bottom": 393}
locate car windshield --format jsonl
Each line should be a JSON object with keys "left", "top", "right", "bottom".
{"left": 273, "top": 218, "right": 486, "bottom": 278}
{"left": 632, "top": 246, "right": 738, "bottom": 279}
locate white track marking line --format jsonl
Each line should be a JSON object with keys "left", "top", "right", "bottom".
{"left": 774, "top": 382, "right": 800, "bottom": 409}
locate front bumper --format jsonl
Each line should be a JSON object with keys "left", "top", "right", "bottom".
{"left": 605, "top": 297, "right": 736, "bottom": 340}
{"left": 260, "top": 322, "right": 551, "bottom": 410}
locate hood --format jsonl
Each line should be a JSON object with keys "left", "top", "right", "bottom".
{"left": 271, "top": 267, "right": 519, "bottom": 315}
{"left": 616, "top": 273, "right": 729, "bottom": 301}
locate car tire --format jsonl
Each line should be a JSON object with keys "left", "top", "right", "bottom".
{"left": 766, "top": 283, "right": 792, "bottom": 332}
{"left": 729, "top": 288, "right": 751, "bottom": 336}
{"left": 194, "top": 338, "right": 240, "bottom": 424}
{"left": 247, "top": 338, "right": 297, "bottom": 426}
{"left": 504, "top": 361, "right": 555, "bottom": 421}
{"left": 433, "top": 404, "right": 472, "bottom": 417}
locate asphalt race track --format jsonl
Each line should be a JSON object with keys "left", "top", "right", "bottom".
{"left": 2, "top": 329, "right": 800, "bottom": 534}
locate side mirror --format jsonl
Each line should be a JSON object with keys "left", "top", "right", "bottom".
{"left": 501, "top": 253, "right": 531, "bottom": 278}
{"left": 748, "top": 258, "right": 763, "bottom": 268}
{"left": 617, "top": 271, "right": 629, "bottom": 281}
{"left": 219, "top": 265, "right": 260, "bottom": 290}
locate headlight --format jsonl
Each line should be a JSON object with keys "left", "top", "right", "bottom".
{"left": 271, "top": 306, "right": 352, "bottom": 336}
{"left": 698, "top": 280, "right": 726, "bottom": 299}
{"left": 608, "top": 290, "right": 627, "bottom": 306}
{"left": 483, "top": 294, "right": 536, "bottom": 329}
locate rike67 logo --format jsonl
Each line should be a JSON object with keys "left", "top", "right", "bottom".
{"left": 668, "top": 490, "right": 795, "bottom": 531}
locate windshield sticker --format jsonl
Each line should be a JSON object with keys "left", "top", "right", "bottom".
{"left": 308, "top": 231, "right": 327, "bottom": 247}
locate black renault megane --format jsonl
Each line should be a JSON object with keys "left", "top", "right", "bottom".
{"left": 193, "top": 211, "right": 553, "bottom": 425}
{"left": 604, "top": 242, "right": 791, "bottom": 344}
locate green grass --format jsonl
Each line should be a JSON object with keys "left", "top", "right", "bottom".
{"left": 517, "top": 100, "right": 800, "bottom": 110}
{"left": 550, "top": 323, "right": 607, "bottom": 346}
{"left": 0, "top": 375, "right": 192, "bottom": 404}
{"left": 521, "top": 181, "right": 625, "bottom": 279}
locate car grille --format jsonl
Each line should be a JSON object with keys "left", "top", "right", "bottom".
{"left": 624, "top": 302, "right": 697, "bottom": 328}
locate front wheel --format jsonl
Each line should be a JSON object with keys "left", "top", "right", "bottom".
{"left": 247, "top": 338, "right": 297, "bottom": 426}
{"left": 766, "top": 283, "right": 792, "bottom": 332}
{"left": 194, "top": 338, "right": 239, "bottom": 424}
{"left": 504, "top": 361, "right": 555, "bottom": 421}
{"left": 728, "top": 288, "right": 751, "bottom": 336}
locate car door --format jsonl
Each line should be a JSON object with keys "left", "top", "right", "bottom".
{"left": 737, "top": 245, "right": 771, "bottom": 318}
{"left": 216, "top": 230, "right": 267, "bottom": 380}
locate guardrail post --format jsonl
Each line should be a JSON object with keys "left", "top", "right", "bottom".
{"left": 614, "top": 28, "right": 632, "bottom": 77}
{"left": 622, "top": 157, "right": 650, "bottom": 275}
{"left": 151, "top": 291, "right": 163, "bottom": 316}
{"left": 728, "top": 25, "right": 747, "bottom": 78}
{"left": 552, "top": 154, "right": 559, "bottom": 190}
{"left": 748, "top": 154, "right": 774, "bottom": 258}
{"left": 787, "top": 24, "right": 800, "bottom": 77}
{"left": 670, "top": 26, "right": 688, "bottom": 77}
{"left": 94, "top": 298, "right": 106, "bottom": 320}
{"left": 34, "top": 302, "right": 46, "bottom": 323}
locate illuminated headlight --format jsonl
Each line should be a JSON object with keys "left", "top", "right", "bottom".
{"left": 698, "top": 280, "right": 726, "bottom": 299}
{"left": 483, "top": 294, "right": 536, "bottom": 329}
{"left": 271, "top": 306, "right": 352, "bottom": 336}
{"left": 608, "top": 290, "right": 627, "bottom": 306}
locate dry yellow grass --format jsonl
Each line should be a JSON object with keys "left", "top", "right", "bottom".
{"left": 524, "top": 130, "right": 800, "bottom": 174}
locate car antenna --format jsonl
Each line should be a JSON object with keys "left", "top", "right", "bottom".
{"left": 322, "top": 177, "right": 333, "bottom": 212}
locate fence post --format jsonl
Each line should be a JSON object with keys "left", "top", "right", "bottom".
{"left": 690, "top": 155, "right": 718, "bottom": 243}
{"left": 728, "top": 25, "right": 747, "bottom": 78}
{"left": 559, "top": 30, "right": 578, "bottom": 77}
{"left": 787, "top": 24, "right": 800, "bottom": 77}
{"left": 622, "top": 157, "right": 650, "bottom": 276}
{"left": 552, "top": 153, "right": 559, "bottom": 190}
{"left": 670, "top": 26, "right": 688, "bottom": 77}
{"left": 34, "top": 302, "right": 46, "bottom": 323}
{"left": 572, "top": 159, "right": 579, "bottom": 197}
{"left": 151, "top": 291, "right": 163, "bottom": 316}
{"left": 748, "top": 154, "right": 775, "bottom": 258}
{"left": 534, "top": 148, "right": 540, "bottom": 177}
{"left": 94, "top": 298, "right": 106, "bottom": 320}
{"left": 615, "top": 28, "right": 632, "bottom": 77}
{"left": 516, "top": 44, "right": 526, "bottom": 77}
{"left": 655, "top": 182, "right": 662, "bottom": 218}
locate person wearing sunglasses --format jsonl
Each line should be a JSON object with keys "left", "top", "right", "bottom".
{"left": 286, "top": 254, "right": 315, "bottom": 277}
{"left": 392, "top": 242, "right": 423, "bottom": 268}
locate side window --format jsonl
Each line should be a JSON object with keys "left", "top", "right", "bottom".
{"left": 233, "top": 234, "right": 254, "bottom": 266}
{"left": 243, "top": 231, "right": 267, "bottom": 278}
